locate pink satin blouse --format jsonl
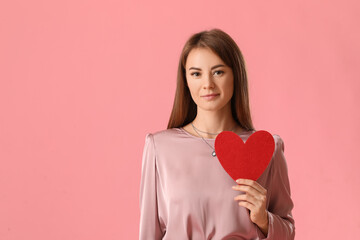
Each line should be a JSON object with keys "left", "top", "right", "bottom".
{"left": 139, "top": 127, "right": 295, "bottom": 240}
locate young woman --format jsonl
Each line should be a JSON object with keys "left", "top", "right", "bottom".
{"left": 139, "top": 28, "right": 295, "bottom": 240}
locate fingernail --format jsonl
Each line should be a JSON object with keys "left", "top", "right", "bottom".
{"left": 236, "top": 179, "right": 241, "bottom": 183}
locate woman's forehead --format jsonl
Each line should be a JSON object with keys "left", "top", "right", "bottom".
{"left": 186, "top": 48, "right": 226, "bottom": 69}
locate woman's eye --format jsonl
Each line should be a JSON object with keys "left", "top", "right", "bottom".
{"left": 214, "top": 70, "right": 224, "bottom": 76}
{"left": 191, "top": 72, "right": 200, "bottom": 77}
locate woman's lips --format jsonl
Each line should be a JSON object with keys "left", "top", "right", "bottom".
{"left": 201, "top": 94, "right": 219, "bottom": 100}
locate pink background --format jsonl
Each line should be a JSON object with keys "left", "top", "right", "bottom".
{"left": 1, "top": 0, "right": 359, "bottom": 239}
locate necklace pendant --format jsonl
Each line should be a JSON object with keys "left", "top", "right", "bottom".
{"left": 212, "top": 150, "right": 216, "bottom": 157}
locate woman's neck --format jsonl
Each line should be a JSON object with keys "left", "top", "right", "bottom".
{"left": 191, "top": 105, "right": 239, "bottom": 136}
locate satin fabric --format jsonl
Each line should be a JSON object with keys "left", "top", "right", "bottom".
{"left": 139, "top": 128, "right": 295, "bottom": 240}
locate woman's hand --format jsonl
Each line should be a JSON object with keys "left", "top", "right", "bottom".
{"left": 232, "top": 178, "right": 269, "bottom": 236}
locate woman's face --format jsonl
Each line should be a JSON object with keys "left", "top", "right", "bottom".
{"left": 185, "top": 47, "right": 234, "bottom": 112}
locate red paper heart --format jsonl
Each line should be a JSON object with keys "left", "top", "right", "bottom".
{"left": 214, "top": 130, "right": 275, "bottom": 181}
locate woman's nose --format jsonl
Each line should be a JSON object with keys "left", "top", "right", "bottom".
{"left": 203, "top": 73, "right": 215, "bottom": 88}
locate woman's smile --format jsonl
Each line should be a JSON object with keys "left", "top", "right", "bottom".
{"left": 201, "top": 93, "right": 220, "bottom": 100}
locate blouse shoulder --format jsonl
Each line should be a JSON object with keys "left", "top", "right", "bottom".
{"left": 272, "top": 133, "right": 285, "bottom": 154}
{"left": 269, "top": 133, "right": 289, "bottom": 176}
{"left": 146, "top": 128, "right": 181, "bottom": 142}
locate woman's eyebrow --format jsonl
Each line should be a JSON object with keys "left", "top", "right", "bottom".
{"left": 188, "top": 64, "right": 225, "bottom": 71}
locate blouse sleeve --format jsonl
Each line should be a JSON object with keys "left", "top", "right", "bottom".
{"left": 257, "top": 135, "right": 296, "bottom": 240}
{"left": 139, "top": 133, "right": 164, "bottom": 240}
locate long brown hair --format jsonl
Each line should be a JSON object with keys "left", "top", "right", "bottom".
{"left": 167, "top": 28, "right": 255, "bottom": 131}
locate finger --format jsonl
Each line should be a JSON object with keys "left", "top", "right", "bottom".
{"left": 237, "top": 200, "right": 255, "bottom": 212}
{"left": 235, "top": 178, "right": 267, "bottom": 195}
{"left": 232, "top": 185, "right": 266, "bottom": 202}
{"left": 234, "top": 192, "right": 260, "bottom": 206}
{"left": 232, "top": 184, "right": 259, "bottom": 197}
{"left": 236, "top": 178, "right": 267, "bottom": 195}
